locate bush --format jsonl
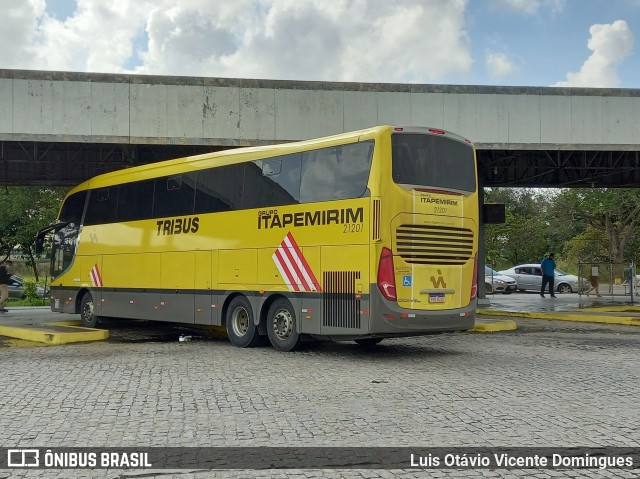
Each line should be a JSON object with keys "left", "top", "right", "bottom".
{"left": 23, "top": 281, "right": 41, "bottom": 301}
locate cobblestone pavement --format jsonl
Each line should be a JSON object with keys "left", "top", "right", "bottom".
{"left": 1, "top": 317, "right": 639, "bottom": 479}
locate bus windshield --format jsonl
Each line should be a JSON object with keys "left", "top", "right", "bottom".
{"left": 391, "top": 133, "right": 476, "bottom": 192}
{"left": 50, "top": 190, "right": 86, "bottom": 279}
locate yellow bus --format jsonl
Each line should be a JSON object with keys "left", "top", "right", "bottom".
{"left": 37, "top": 125, "right": 478, "bottom": 351}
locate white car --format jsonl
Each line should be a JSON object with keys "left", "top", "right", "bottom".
{"left": 498, "top": 264, "right": 588, "bottom": 294}
{"left": 484, "top": 266, "right": 518, "bottom": 294}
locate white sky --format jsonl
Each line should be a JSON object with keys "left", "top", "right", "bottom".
{"left": 1, "top": 0, "right": 638, "bottom": 88}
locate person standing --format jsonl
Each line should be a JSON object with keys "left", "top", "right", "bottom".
{"left": 0, "top": 260, "right": 13, "bottom": 312}
{"left": 540, "top": 253, "right": 556, "bottom": 298}
{"left": 585, "top": 262, "right": 602, "bottom": 297}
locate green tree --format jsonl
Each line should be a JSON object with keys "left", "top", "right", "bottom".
{"left": 0, "top": 187, "right": 67, "bottom": 280}
{"left": 556, "top": 188, "right": 640, "bottom": 265}
{"left": 562, "top": 227, "right": 609, "bottom": 265}
{"left": 484, "top": 188, "right": 556, "bottom": 269}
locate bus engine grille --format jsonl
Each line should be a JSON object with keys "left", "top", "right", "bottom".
{"left": 396, "top": 224, "right": 474, "bottom": 265}
{"left": 323, "top": 271, "right": 361, "bottom": 329}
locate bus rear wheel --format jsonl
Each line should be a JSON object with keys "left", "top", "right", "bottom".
{"left": 80, "top": 292, "right": 100, "bottom": 328}
{"left": 266, "top": 298, "right": 300, "bottom": 352}
{"left": 226, "top": 296, "right": 262, "bottom": 348}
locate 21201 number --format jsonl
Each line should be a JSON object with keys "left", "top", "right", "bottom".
{"left": 343, "top": 223, "right": 363, "bottom": 233}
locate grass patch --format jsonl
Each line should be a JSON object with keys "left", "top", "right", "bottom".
{"left": 6, "top": 298, "right": 50, "bottom": 307}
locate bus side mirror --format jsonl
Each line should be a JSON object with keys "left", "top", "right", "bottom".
{"left": 35, "top": 235, "right": 45, "bottom": 255}
{"left": 483, "top": 204, "right": 506, "bottom": 224}
{"left": 36, "top": 222, "right": 69, "bottom": 255}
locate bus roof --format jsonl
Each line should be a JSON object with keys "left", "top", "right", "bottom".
{"left": 67, "top": 125, "right": 391, "bottom": 194}
{"left": 65, "top": 125, "right": 472, "bottom": 195}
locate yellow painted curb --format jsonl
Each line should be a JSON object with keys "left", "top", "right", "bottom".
{"left": 577, "top": 305, "right": 640, "bottom": 313}
{"left": 478, "top": 309, "right": 640, "bottom": 326}
{"left": 5, "top": 338, "right": 53, "bottom": 348}
{"left": 472, "top": 319, "right": 517, "bottom": 332}
{"left": 0, "top": 324, "right": 108, "bottom": 345}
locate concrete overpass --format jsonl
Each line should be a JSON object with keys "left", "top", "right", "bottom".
{"left": 1, "top": 69, "right": 639, "bottom": 187}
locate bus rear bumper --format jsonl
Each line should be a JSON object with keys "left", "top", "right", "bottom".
{"left": 367, "top": 290, "right": 476, "bottom": 334}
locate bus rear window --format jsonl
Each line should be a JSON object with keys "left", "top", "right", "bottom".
{"left": 392, "top": 133, "right": 476, "bottom": 193}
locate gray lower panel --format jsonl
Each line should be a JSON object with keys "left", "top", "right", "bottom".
{"left": 368, "top": 284, "right": 475, "bottom": 334}
{"left": 51, "top": 286, "right": 472, "bottom": 338}
{"left": 194, "top": 293, "right": 216, "bottom": 326}
{"left": 156, "top": 293, "right": 195, "bottom": 323}
{"left": 101, "top": 290, "right": 160, "bottom": 321}
{"left": 51, "top": 288, "right": 81, "bottom": 315}
{"left": 95, "top": 289, "right": 197, "bottom": 324}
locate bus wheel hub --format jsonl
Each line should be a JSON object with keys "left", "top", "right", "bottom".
{"left": 231, "top": 308, "right": 249, "bottom": 336}
{"left": 273, "top": 309, "right": 292, "bottom": 339}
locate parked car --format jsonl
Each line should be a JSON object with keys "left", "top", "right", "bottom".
{"left": 498, "top": 264, "right": 589, "bottom": 294}
{"left": 484, "top": 266, "right": 517, "bottom": 294}
{"left": 7, "top": 275, "right": 49, "bottom": 299}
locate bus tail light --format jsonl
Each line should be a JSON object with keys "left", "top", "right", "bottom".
{"left": 377, "top": 247, "right": 397, "bottom": 301}
{"left": 428, "top": 128, "right": 445, "bottom": 135}
{"left": 470, "top": 254, "right": 478, "bottom": 300}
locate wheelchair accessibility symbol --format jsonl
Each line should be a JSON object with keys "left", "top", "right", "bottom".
{"left": 402, "top": 275, "right": 412, "bottom": 287}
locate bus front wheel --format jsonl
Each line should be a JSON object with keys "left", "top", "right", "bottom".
{"left": 226, "top": 296, "right": 262, "bottom": 348}
{"left": 266, "top": 298, "right": 300, "bottom": 352}
{"left": 80, "top": 292, "right": 100, "bottom": 328}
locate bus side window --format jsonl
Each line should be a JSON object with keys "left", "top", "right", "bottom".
{"left": 85, "top": 187, "right": 118, "bottom": 225}
{"left": 194, "top": 164, "right": 243, "bottom": 214}
{"left": 300, "top": 141, "right": 373, "bottom": 203}
{"left": 118, "top": 180, "right": 154, "bottom": 222}
{"left": 153, "top": 173, "right": 196, "bottom": 218}
{"left": 261, "top": 159, "right": 282, "bottom": 176}
{"left": 244, "top": 154, "right": 301, "bottom": 209}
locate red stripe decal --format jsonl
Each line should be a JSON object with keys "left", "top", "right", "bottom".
{"left": 281, "top": 240, "right": 308, "bottom": 290}
{"left": 274, "top": 248, "right": 300, "bottom": 291}
{"left": 286, "top": 232, "right": 322, "bottom": 292}
{"left": 272, "top": 232, "right": 322, "bottom": 292}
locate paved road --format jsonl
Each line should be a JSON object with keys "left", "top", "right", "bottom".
{"left": 1, "top": 314, "right": 639, "bottom": 478}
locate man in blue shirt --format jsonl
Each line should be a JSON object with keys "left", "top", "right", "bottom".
{"left": 540, "top": 253, "right": 556, "bottom": 298}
